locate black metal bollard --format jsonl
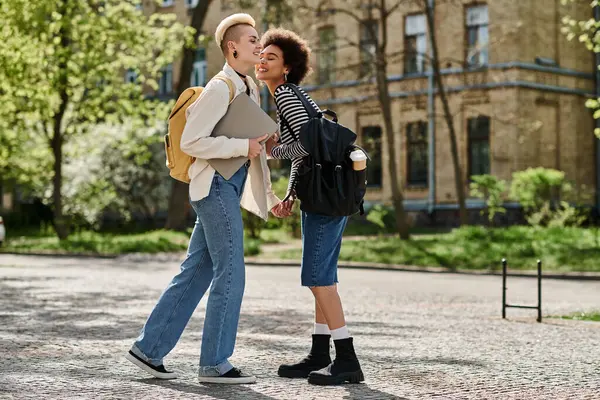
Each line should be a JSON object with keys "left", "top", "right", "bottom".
{"left": 502, "top": 258, "right": 507, "bottom": 319}
{"left": 537, "top": 259, "right": 542, "bottom": 323}
{"left": 501, "top": 258, "right": 542, "bottom": 323}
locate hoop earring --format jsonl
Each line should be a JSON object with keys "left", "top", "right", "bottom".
{"left": 233, "top": 50, "right": 238, "bottom": 59}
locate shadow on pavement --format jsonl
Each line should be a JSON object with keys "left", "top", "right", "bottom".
{"left": 136, "top": 378, "right": 279, "bottom": 400}
{"left": 136, "top": 377, "right": 409, "bottom": 400}
{"left": 238, "top": 309, "right": 314, "bottom": 336}
{"left": 0, "top": 278, "right": 147, "bottom": 341}
{"left": 343, "top": 384, "right": 409, "bottom": 400}
{"left": 360, "top": 353, "right": 487, "bottom": 368}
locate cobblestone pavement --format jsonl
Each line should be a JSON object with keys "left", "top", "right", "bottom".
{"left": 0, "top": 254, "right": 599, "bottom": 400}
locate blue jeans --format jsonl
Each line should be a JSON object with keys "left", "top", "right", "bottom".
{"left": 131, "top": 165, "right": 248, "bottom": 377}
{"left": 300, "top": 211, "right": 348, "bottom": 287}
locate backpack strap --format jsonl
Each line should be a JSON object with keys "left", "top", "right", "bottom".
{"left": 212, "top": 74, "right": 235, "bottom": 104}
{"left": 282, "top": 83, "right": 319, "bottom": 119}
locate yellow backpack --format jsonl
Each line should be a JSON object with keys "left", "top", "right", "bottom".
{"left": 164, "top": 74, "right": 235, "bottom": 183}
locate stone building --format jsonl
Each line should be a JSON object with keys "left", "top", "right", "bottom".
{"left": 150, "top": 0, "right": 597, "bottom": 217}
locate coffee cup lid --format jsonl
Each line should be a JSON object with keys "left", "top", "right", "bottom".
{"left": 350, "top": 150, "right": 367, "bottom": 161}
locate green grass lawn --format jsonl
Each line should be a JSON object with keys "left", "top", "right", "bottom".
{"left": 551, "top": 312, "right": 600, "bottom": 322}
{"left": 6, "top": 225, "right": 600, "bottom": 272}
{"left": 1, "top": 230, "right": 261, "bottom": 256}
{"left": 268, "top": 226, "right": 600, "bottom": 272}
{"left": 258, "top": 228, "right": 294, "bottom": 244}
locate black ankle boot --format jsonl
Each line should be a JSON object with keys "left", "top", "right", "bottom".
{"left": 308, "top": 337, "right": 364, "bottom": 385}
{"left": 278, "top": 334, "right": 332, "bottom": 378}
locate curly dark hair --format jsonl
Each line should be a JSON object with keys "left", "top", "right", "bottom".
{"left": 261, "top": 28, "right": 312, "bottom": 85}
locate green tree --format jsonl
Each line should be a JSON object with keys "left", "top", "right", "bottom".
{"left": 562, "top": 0, "right": 599, "bottom": 134}
{"left": 0, "top": 0, "right": 192, "bottom": 239}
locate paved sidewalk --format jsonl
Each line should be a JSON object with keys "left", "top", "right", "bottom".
{"left": 0, "top": 254, "right": 599, "bottom": 399}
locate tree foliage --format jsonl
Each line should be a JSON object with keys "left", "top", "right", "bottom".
{"left": 469, "top": 174, "right": 507, "bottom": 223}
{"left": 562, "top": 0, "right": 600, "bottom": 135}
{"left": 0, "top": 0, "right": 193, "bottom": 238}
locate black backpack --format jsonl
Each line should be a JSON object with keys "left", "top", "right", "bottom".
{"left": 279, "top": 84, "right": 369, "bottom": 217}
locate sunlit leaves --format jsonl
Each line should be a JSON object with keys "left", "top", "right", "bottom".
{"left": 561, "top": 1, "right": 600, "bottom": 123}
{"left": 0, "top": 0, "right": 191, "bottom": 227}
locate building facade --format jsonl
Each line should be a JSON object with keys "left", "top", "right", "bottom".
{"left": 150, "top": 0, "right": 596, "bottom": 214}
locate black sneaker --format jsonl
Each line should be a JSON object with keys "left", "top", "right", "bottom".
{"left": 198, "top": 367, "right": 257, "bottom": 384}
{"left": 126, "top": 350, "right": 177, "bottom": 380}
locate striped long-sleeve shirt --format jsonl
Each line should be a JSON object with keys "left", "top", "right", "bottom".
{"left": 271, "top": 84, "right": 320, "bottom": 196}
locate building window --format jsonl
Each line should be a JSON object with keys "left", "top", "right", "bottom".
{"left": 466, "top": 5, "right": 489, "bottom": 67}
{"left": 185, "top": 0, "right": 199, "bottom": 7}
{"left": 359, "top": 20, "right": 378, "bottom": 78}
{"left": 404, "top": 14, "right": 427, "bottom": 75}
{"left": 161, "top": 0, "right": 174, "bottom": 7}
{"left": 317, "top": 26, "right": 336, "bottom": 84}
{"left": 158, "top": 64, "right": 173, "bottom": 95}
{"left": 191, "top": 48, "right": 207, "bottom": 87}
{"left": 406, "top": 121, "right": 428, "bottom": 186}
{"left": 468, "top": 116, "right": 491, "bottom": 177}
{"left": 362, "top": 126, "right": 382, "bottom": 187}
{"left": 125, "top": 69, "right": 137, "bottom": 84}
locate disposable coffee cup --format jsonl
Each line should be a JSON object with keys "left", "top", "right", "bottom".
{"left": 350, "top": 149, "right": 367, "bottom": 170}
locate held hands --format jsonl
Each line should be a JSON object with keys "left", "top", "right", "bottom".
{"left": 265, "top": 137, "right": 277, "bottom": 156}
{"left": 271, "top": 197, "right": 295, "bottom": 218}
{"left": 248, "top": 134, "right": 269, "bottom": 159}
{"left": 265, "top": 133, "right": 279, "bottom": 157}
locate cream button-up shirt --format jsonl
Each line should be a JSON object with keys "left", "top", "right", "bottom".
{"left": 180, "top": 63, "right": 280, "bottom": 220}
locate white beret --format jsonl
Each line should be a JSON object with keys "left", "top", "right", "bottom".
{"left": 215, "top": 13, "right": 256, "bottom": 47}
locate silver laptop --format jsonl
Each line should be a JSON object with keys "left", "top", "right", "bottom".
{"left": 208, "top": 92, "right": 278, "bottom": 180}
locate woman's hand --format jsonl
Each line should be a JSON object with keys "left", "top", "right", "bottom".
{"left": 265, "top": 134, "right": 279, "bottom": 157}
{"left": 248, "top": 134, "right": 269, "bottom": 159}
{"left": 271, "top": 199, "right": 295, "bottom": 218}
{"left": 270, "top": 203, "right": 286, "bottom": 218}
{"left": 280, "top": 198, "right": 295, "bottom": 215}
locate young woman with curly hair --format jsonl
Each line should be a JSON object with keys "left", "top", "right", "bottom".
{"left": 256, "top": 28, "right": 364, "bottom": 386}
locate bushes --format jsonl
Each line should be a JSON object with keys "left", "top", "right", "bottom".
{"left": 469, "top": 175, "right": 506, "bottom": 223}
{"left": 469, "top": 168, "right": 588, "bottom": 228}
{"left": 509, "top": 168, "right": 568, "bottom": 211}
{"left": 508, "top": 168, "right": 586, "bottom": 227}
{"left": 6, "top": 120, "right": 171, "bottom": 232}
{"left": 365, "top": 204, "right": 396, "bottom": 233}
{"left": 242, "top": 209, "right": 266, "bottom": 239}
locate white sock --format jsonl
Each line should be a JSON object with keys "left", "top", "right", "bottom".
{"left": 313, "top": 323, "right": 330, "bottom": 335}
{"left": 330, "top": 326, "right": 350, "bottom": 340}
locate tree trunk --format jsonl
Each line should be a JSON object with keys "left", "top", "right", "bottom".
{"left": 52, "top": 94, "right": 70, "bottom": 240}
{"left": 425, "top": 1, "right": 468, "bottom": 225}
{"left": 52, "top": 5, "right": 71, "bottom": 241}
{"left": 165, "top": 0, "right": 214, "bottom": 231}
{"left": 165, "top": 181, "right": 190, "bottom": 231}
{"left": 375, "top": 56, "right": 410, "bottom": 240}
